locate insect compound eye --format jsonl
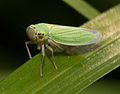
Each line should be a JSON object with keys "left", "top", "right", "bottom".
{"left": 38, "top": 32, "right": 41, "bottom": 35}
{"left": 41, "top": 32, "right": 45, "bottom": 36}
{"left": 36, "top": 32, "right": 45, "bottom": 39}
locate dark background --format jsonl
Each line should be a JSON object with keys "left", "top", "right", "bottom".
{"left": 0, "top": 0, "right": 120, "bottom": 81}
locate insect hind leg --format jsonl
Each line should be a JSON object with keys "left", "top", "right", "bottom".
{"left": 46, "top": 44, "right": 58, "bottom": 70}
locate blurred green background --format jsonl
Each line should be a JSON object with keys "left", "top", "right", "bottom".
{"left": 0, "top": 0, "right": 120, "bottom": 93}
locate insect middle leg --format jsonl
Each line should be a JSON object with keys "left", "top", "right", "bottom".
{"left": 46, "top": 44, "right": 58, "bottom": 70}
{"left": 40, "top": 45, "right": 45, "bottom": 77}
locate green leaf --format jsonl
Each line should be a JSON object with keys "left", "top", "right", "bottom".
{"left": 0, "top": 5, "right": 120, "bottom": 94}
{"left": 63, "top": 0, "right": 100, "bottom": 19}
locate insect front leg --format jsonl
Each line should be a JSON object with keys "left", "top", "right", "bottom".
{"left": 46, "top": 44, "right": 58, "bottom": 70}
{"left": 40, "top": 45, "right": 45, "bottom": 77}
{"left": 25, "top": 41, "right": 34, "bottom": 59}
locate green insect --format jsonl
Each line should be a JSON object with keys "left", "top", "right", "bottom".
{"left": 25, "top": 23, "right": 102, "bottom": 77}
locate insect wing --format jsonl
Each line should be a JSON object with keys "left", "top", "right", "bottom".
{"left": 48, "top": 25, "right": 101, "bottom": 46}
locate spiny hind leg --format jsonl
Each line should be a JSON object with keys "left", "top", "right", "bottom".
{"left": 40, "top": 45, "right": 45, "bottom": 77}
{"left": 48, "top": 39, "right": 63, "bottom": 50}
{"left": 46, "top": 44, "right": 58, "bottom": 70}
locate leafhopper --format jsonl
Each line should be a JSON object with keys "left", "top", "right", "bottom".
{"left": 25, "top": 23, "right": 102, "bottom": 77}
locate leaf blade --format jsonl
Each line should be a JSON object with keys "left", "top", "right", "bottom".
{"left": 63, "top": 0, "right": 100, "bottom": 19}
{"left": 0, "top": 4, "right": 120, "bottom": 94}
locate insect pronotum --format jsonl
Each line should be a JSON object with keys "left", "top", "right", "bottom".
{"left": 25, "top": 23, "right": 102, "bottom": 77}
